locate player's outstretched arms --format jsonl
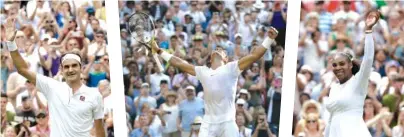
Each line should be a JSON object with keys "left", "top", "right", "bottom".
{"left": 238, "top": 27, "right": 278, "bottom": 71}
{"left": 4, "top": 18, "right": 37, "bottom": 84}
{"left": 150, "top": 40, "right": 196, "bottom": 76}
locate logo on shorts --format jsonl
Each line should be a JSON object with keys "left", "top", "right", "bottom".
{"left": 79, "top": 96, "right": 85, "bottom": 101}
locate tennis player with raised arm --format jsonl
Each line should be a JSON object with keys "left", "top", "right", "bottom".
{"left": 4, "top": 18, "right": 105, "bottom": 137}
{"left": 151, "top": 27, "right": 278, "bottom": 137}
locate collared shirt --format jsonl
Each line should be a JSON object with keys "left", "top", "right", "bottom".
{"left": 36, "top": 74, "right": 104, "bottom": 137}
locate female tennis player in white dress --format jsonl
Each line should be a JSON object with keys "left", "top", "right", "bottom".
{"left": 324, "top": 10, "right": 380, "bottom": 137}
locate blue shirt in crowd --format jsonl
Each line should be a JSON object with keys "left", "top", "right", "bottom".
{"left": 179, "top": 97, "right": 204, "bottom": 132}
{"left": 130, "top": 128, "right": 158, "bottom": 137}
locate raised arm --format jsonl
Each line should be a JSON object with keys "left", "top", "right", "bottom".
{"left": 5, "top": 18, "right": 37, "bottom": 85}
{"left": 151, "top": 41, "right": 196, "bottom": 76}
{"left": 356, "top": 11, "right": 379, "bottom": 87}
{"left": 238, "top": 27, "right": 278, "bottom": 71}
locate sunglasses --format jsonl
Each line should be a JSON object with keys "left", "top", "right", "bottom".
{"left": 237, "top": 104, "right": 243, "bottom": 107}
{"left": 336, "top": 39, "right": 346, "bottom": 43}
{"left": 301, "top": 71, "right": 310, "bottom": 74}
{"left": 36, "top": 115, "right": 46, "bottom": 119}
{"left": 306, "top": 120, "right": 317, "bottom": 123}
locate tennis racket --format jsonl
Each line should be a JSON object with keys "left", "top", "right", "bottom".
{"left": 127, "top": 12, "right": 164, "bottom": 72}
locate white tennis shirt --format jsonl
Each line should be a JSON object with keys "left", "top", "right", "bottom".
{"left": 36, "top": 74, "right": 104, "bottom": 137}
{"left": 195, "top": 61, "right": 241, "bottom": 124}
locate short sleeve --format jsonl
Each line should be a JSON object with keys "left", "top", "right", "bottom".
{"left": 93, "top": 90, "right": 104, "bottom": 120}
{"left": 35, "top": 74, "right": 61, "bottom": 98}
{"left": 37, "top": 92, "right": 48, "bottom": 106}
{"left": 194, "top": 66, "right": 206, "bottom": 81}
{"left": 227, "top": 61, "right": 242, "bottom": 76}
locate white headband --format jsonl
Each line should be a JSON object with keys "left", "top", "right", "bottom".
{"left": 62, "top": 54, "right": 81, "bottom": 64}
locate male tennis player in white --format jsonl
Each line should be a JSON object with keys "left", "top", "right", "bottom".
{"left": 151, "top": 27, "right": 278, "bottom": 137}
{"left": 4, "top": 18, "right": 105, "bottom": 137}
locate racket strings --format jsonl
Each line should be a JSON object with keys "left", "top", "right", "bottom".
{"left": 129, "top": 13, "right": 154, "bottom": 44}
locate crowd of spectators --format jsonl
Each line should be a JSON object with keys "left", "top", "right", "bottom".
{"left": 0, "top": 0, "right": 113, "bottom": 137}
{"left": 294, "top": 1, "right": 404, "bottom": 137}
{"left": 119, "top": 1, "right": 288, "bottom": 137}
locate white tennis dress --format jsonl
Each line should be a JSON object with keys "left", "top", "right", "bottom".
{"left": 324, "top": 33, "right": 374, "bottom": 137}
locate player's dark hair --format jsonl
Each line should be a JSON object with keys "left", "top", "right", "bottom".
{"left": 338, "top": 52, "right": 360, "bottom": 75}
{"left": 1, "top": 93, "right": 7, "bottom": 98}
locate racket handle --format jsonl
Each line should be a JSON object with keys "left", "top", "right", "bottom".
{"left": 153, "top": 53, "right": 164, "bottom": 73}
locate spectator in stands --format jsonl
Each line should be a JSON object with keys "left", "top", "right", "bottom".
{"left": 237, "top": 114, "right": 253, "bottom": 137}
{"left": 130, "top": 114, "right": 158, "bottom": 137}
{"left": 159, "top": 91, "right": 180, "bottom": 137}
{"left": 299, "top": 113, "right": 324, "bottom": 137}
{"left": 178, "top": 85, "right": 204, "bottom": 137}
{"left": 134, "top": 83, "right": 157, "bottom": 115}
{"left": 252, "top": 110, "right": 274, "bottom": 137}
{"left": 1, "top": 94, "right": 15, "bottom": 133}
{"left": 28, "top": 110, "right": 50, "bottom": 136}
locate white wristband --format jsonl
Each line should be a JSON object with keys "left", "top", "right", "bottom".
{"left": 160, "top": 51, "right": 173, "bottom": 62}
{"left": 261, "top": 37, "right": 274, "bottom": 50}
{"left": 6, "top": 41, "right": 17, "bottom": 51}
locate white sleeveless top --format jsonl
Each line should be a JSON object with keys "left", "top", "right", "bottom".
{"left": 161, "top": 103, "right": 179, "bottom": 133}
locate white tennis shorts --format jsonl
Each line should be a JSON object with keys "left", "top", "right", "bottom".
{"left": 198, "top": 120, "right": 239, "bottom": 137}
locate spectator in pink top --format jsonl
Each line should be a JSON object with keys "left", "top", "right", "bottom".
{"left": 29, "top": 110, "right": 50, "bottom": 137}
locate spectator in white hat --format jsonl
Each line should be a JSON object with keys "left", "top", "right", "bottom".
{"left": 299, "top": 65, "right": 318, "bottom": 94}
{"left": 134, "top": 83, "right": 157, "bottom": 115}
{"left": 189, "top": 116, "right": 202, "bottom": 137}
{"left": 158, "top": 91, "right": 180, "bottom": 137}
{"left": 238, "top": 89, "right": 251, "bottom": 108}
{"left": 234, "top": 33, "right": 249, "bottom": 59}
{"left": 177, "top": 85, "right": 204, "bottom": 137}
{"left": 368, "top": 71, "right": 382, "bottom": 100}
{"left": 236, "top": 98, "right": 253, "bottom": 125}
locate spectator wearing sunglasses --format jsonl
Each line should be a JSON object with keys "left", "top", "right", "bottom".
{"left": 252, "top": 110, "right": 274, "bottom": 137}
{"left": 29, "top": 110, "right": 50, "bottom": 137}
